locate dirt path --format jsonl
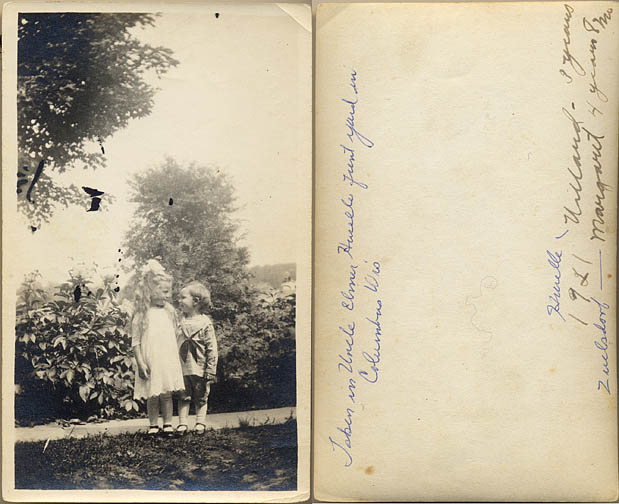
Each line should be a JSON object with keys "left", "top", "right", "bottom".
{"left": 15, "top": 406, "right": 296, "bottom": 442}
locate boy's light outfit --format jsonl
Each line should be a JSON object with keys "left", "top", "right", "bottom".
{"left": 176, "top": 314, "right": 218, "bottom": 426}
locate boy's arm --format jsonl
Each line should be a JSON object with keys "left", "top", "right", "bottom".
{"left": 202, "top": 318, "right": 218, "bottom": 382}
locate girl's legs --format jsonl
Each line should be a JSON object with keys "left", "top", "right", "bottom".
{"left": 160, "top": 392, "right": 173, "bottom": 426}
{"left": 178, "top": 376, "right": 191, "bottom": 427}
{"left": 147, "top": 396, "right": 160, "bottom": 428}
{"left": 147, "top": 394, "right": 173, "bottom": 432}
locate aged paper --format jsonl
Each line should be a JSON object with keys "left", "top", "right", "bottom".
{"left": 314, "top": 2, "right": 618, "bottom": 501}
{"left": 2, "top": 2, "right": 311, "bottom": 502}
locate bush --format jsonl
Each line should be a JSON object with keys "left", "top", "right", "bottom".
{"left": 15, "top": 270, "right": 297, "bottom": 424}
{"left": 211, "top": 289, "right": 296, "bottom": 413}
{"left": 15, "top": 270, "right": 138, "bottom": 424}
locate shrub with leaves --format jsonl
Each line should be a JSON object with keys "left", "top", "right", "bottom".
{"left": 212, "top": 288, "right": 296, "bottom": 412}
{"left": 15, "top": 268, "right": 297, "bottom": 423}
{"left": 15, "top": 270, "right": 138, "bottom": 424}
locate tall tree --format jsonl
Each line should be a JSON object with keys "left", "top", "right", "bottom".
{"left": 17, "top": 13, "right": 178, "bottom": 223}
{"left": 123, "top": 158, "right": 254, "bottom": 321}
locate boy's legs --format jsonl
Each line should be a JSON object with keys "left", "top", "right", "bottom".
{"left": 193, "top": 380, "right": 211, "bottom": 426}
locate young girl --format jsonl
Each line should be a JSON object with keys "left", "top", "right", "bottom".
{"left": 176, "top": 281, "right": 218, "bottom": 435}
{"left": 131, "top": 260, "right": 185, "bottom": 435}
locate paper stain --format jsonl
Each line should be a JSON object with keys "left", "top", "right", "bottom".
{"left": 549, "top": 367, "right": 557, "bottom": 374}
{"left": 364, "top": 466, "right": 375, "bottom": 475}
{"left": 503, "top": 369, "right": 522, "bottom": 393}
{"left": 607, "top": 273, "right": 612, "bottom": 279}
{"left": 465, "top": 276, "right": 498, "bottom": 337}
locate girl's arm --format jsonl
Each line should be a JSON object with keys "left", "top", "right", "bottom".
{"left": 131, "top": 314, "right": 149, "bottom": 379}
{"left": 134, "top": 344, "right": 150, "bottom": 380}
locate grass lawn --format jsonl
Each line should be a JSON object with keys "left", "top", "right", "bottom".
{"left": 15, "top": 421, "right": 297, "bottom": 491}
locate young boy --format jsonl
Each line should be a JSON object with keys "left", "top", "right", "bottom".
{"left": 176, "top": 281, "right": 218, "bottom": 434}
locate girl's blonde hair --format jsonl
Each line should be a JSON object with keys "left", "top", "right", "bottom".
{"left": 131, "top": 260, "right": 175, "bottom": 341}
{"left": 182, "top": 280, "right": 212, "bottom": 314}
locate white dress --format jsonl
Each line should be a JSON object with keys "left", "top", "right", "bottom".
{"left": 133, "top": 307, "right": 185, "bottom": 399}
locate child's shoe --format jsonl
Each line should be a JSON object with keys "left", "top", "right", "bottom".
{"left": 162, "top": 424, "right": 174, "bottom": 437}
{"left": 176, "top": 424, "right": 188, "bottom": 436}
{"left": 147, "top": 425, "right": 160, "bottom": 436}
{"left": 194, "top": 423, "right": 206, "bottom": 435}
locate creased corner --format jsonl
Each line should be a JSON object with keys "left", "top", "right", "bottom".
{"left": 316, "top": 2, "right": 351, "bottom": 32}
{"left": 276, "top": 3, "right": 311, "bottom": 33}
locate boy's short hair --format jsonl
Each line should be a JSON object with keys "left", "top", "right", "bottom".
{"left": 182, "top": 281, "right": 212, "bottom": 313}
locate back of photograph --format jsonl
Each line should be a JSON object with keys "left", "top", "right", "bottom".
{"left": 2, "top": 3, "right": 311, "bottom": 502}
{"left": 314, "top": 1, "right": 618, "bottom": 501}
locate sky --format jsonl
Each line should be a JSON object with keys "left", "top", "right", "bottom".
{"left": 15, "top": 5, "right": 309, "bottom": 285}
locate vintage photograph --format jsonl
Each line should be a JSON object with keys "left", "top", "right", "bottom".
{"left": 3, "top": 3, "right": 311, "bottom": 501}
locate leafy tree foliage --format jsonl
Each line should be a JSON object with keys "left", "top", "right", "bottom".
{"left": 17, "top": 13, "right": 178, "bottom": 223}
{"left": 124, "top": 158, "right": 254, "bottom": 322}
